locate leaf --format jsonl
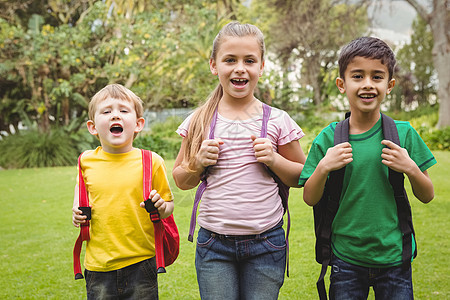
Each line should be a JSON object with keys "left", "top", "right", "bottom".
{"left": 27, "top": 14, "right": 44, "bottom": 36}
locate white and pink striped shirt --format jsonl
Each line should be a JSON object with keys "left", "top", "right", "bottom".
{"left": 177, "top": 106, "right": 304, "bottom": 235}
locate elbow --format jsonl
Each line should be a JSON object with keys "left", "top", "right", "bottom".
{"left": 420, "top": 191, "right": 434, "bottom": 204}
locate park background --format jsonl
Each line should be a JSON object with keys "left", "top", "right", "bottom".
{"left": 0, "top": 0, "right": 449, "bottom": 299}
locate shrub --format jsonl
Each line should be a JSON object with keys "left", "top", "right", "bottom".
{"left": 0, "top": 129, "right": 79, "bottom": 169}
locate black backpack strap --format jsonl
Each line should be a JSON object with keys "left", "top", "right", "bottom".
{"left": 316, "top": 117, "right": 349, "bottom": 300}
{"left": 381, "top": 114, "right": 416, "bottom": 265}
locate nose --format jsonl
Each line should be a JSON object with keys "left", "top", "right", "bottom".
{"left": 234, "top": 60, "right": 245, "bottom": 73}
{"left": 362, "top": 77, "right": 374, "bottom": 89}
{"left": 111, "top": 110, "right": 121, "bottom": 120}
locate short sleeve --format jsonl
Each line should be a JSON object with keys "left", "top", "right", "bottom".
{"left": 151, "top": 152, "right": 174, "bottom": 202}
{"left": 176, "top": 113, "right": 193, "bottom": 138}
{"left": 270, "top": 108, "right": 305, "bottom": 145}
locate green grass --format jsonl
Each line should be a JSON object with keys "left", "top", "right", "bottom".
{"left": 0, "top": 152, "right": 448, "bottom": 299}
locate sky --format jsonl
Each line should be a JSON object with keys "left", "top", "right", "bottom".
{"left": 367, "top": 0, "right": 425, "bottom": 44}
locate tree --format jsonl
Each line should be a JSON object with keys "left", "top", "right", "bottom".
{"left": 404, "top": 0, "right": 449, "bottom": 128}
{"left": 396, "top": 15, "right": 435, "bottom": 107}
{"left": 260, "top": 0, "right": 369, "bottom": 108}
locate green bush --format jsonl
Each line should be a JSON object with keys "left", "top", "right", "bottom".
{"left": 134, "top": 116, "right": 183, "bottom": 160}
{"left": 0, "top": 129, "right": 78, "bottom": 169}
{"left": 417, "top": 126, "right": 450, "bottom": 151}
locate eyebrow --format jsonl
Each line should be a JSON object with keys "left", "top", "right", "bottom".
{"left": 349, "top": 68, "right": 387, "bottom": 74}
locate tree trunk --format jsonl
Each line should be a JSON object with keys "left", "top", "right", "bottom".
{"left": 405, "top": 0, "right": 450, "bottom": 128}
{"left": 429, "top": 1, "right": 450, "bottom": 128}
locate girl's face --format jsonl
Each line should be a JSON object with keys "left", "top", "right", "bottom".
{"left": 210, "top": 35, "right": 264, "bottom": 103}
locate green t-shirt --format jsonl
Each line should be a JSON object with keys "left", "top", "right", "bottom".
{"left": 299, "top": 116, "right": 436, "bottom": 268}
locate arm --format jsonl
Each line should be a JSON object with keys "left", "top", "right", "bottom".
{"left": 303, "top": 142, "right": 353, "bottom": 206}
{"left": 72, "top": 184, "right": 87, "bottom": 227}
{"left": 381, "top": 140, "right": 434, "bottom": 203}
{"left": 172, "top": 137, "right": 223, "bottom": 190}
{"left": 251, "top": 135, "right": 306, "bottom": 187}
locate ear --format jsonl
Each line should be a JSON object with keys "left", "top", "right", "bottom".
{"left": 386, "top": 78, "right": 396, "bottom": 94}
{"left": 134, "top": 117, "right": 145, "bottom": 133}
{"left": 86, "top": 120, "right": 98, "bottom": 136}
{"left": 336, "top": 77, "right": 346, "bottom": 94}
{"left": 210, "top": 58, "right": 218, "bottom": 75}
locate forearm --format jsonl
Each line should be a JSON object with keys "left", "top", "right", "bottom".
{"left": 160, "top": 201, "right": 174, "bottom": 219}
{"left": 303, "top": 162, "right": 329, "bottom": 206}
{"left": 406, "top": 168, "right": 434, "bottom": 203}
{"left": 269, "top": 153, "right": 304, "bottom": 187}
{"left": 172, "top": 165, "right": 202, "bottom": 190}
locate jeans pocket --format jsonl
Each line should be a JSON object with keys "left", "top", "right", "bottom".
{"left": 196, "top": 228, "right": 216, "bottom": 259}
{"left": 262, "top": 228, "right": 286, "bottom": 262}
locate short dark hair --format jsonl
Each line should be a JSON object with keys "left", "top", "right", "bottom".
{"left": 338, "top": 37, "right": 396, "bottom": 80}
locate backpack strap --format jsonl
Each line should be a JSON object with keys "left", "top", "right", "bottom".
{"left": 188, "top": 110, "right": 218, "bottom": 242}
{"left": 142, "top": 149, "right": 167, "bottom": 273}
{"left": 260, "top": 103, "right": 291, "bottom": 276}
{"left": 73, "top": 153, "right": 91, "bottom": 280}
{"left": 381, "top": 114, "right": 416, "bottom": 265}
{"left": 315, "top": 117, "right": 349, "bottom": 299}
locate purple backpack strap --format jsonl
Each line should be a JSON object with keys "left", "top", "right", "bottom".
{"left": 188, "top": 110, "right": 218, "bottom": 242}
{"left": 261, "top": 103, "right": 291, "bottom": 276}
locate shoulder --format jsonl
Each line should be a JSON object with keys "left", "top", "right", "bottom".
{"left": 176, "top": 111, "right": 195, "bottom": 137}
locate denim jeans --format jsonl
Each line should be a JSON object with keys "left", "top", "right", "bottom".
{"left": 195, "top": 222, "right": 286, "bottom": 300}
{"left": 329, "top": 255, "right": 413, "bottom": 300}
{"left": 85, "top": 257, "right": 158, "bottom": 300}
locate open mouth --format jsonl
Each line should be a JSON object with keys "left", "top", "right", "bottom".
{"left": 231, "top": 78, "right": 249, "bottom": 87}
{"left": 110, "top": 124, "right": 123, "bottom": 135}
{"left": 359, "top": 94, "right": 376, "bottom": 101}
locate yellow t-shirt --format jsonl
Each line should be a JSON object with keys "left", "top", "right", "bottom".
{"left": 78, "top": 147, "right": 173, "bottom": 272}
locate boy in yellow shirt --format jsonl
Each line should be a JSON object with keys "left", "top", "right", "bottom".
{"left": 72, "top": 84, "right": 174, "bottom": 299}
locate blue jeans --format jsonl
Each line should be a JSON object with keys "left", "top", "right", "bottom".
{"left": 330, "top": 255, "right": 413, "bottom": 300}
{"left": 195, "top": 222, "right": 286, "bottom": 300}
{"left": 85, "top": 257, "right": 158, "bottom": 300}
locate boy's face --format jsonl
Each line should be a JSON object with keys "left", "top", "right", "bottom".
{"left": 336, "top": 56, "right": 395, "bottom": 116}
{"left": 87, "top": 97, "right": 144, "bottom": 154}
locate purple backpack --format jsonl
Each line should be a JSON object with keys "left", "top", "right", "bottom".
{"left": 188, "top": 103, "right": 291, "bottom": 275}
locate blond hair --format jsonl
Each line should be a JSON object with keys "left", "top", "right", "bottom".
{"left": 183, "top": 21, "right": 265, "bottom": 172}
{"left": 88, "top": 84, "right": 144, "bottom": 121}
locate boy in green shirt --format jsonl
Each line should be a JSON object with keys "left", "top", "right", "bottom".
{"left": 299, "top": 37, "right": 436, "bottom": 299}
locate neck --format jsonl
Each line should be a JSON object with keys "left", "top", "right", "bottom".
{"left": 349, "top": 111, "right": 380, "bottom": 134}
{"left": 218, "top": 97, "right": 261, "bottom": 120}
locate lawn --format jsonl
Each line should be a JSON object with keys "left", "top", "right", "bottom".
{"left": 0, "top": 151, "right": 448, "bottom": 299}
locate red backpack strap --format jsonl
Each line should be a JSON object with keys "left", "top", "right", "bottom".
{"left": 142, "top": 149, "right": 167, "bottom": 273}
{"left": 73, "top": 153, "right": 91, "bottom": 280}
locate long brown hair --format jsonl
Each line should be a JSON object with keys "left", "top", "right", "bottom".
{"left": 182, "top": 21, "right": 265, "bottom": 172}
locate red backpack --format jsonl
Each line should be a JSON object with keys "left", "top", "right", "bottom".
{"left": 73, "top": 149, "right": 180, "bottom": 279}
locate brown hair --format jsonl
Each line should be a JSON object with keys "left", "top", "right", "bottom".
{"left": 182, "top": 21, "right": 265, "bottom": 172}
{"left": 338, "top": 36, "right": 396, "bottom": 81}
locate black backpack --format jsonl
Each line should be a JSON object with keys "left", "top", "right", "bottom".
{"left": 313, "top": 113, "right": 417, "bottom": 300}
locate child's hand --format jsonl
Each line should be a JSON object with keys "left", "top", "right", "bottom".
{"left": 72, "top": 207, "right": 87, "bottom": 228}
{"left": 251, "top": 135, "right": 275, "bottom": 167}
{"left": 140, "top": 190, "right": 173, "bottom": 219}
{"left": 381, "top": 140, "right": 416, "bottom": 174}
{"left": 195, "top": 138, "right": 224, "bottom": 169}
{"left": 319, "top": 142, "right": 353, "bottom": 173}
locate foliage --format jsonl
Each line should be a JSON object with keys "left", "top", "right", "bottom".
{"left": 134, "top": 116, "right": 183, "bottom": 159}
{"left": 0, "top": 128, "right": 79, "bottom": 168}
{"left": 395, "top": 15, "right": 435, "bottom": 108}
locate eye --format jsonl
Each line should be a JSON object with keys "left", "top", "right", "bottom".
{"left": 120, "top": 109, "right": 128, "bottom": 113}
{"left": 245, "top": 59, "right": 256, "bottom": 64}
{"left": 225, "top": 58, "right": 235, "bottom": 63}
{"left": 373, "top": 75, "right": 384, "bottom": 80}
{"left": 352, "top": 74, "right": 363, "bottom": 79}
{"left": 102, "top": 110, "right": 111, "bottom": 114}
